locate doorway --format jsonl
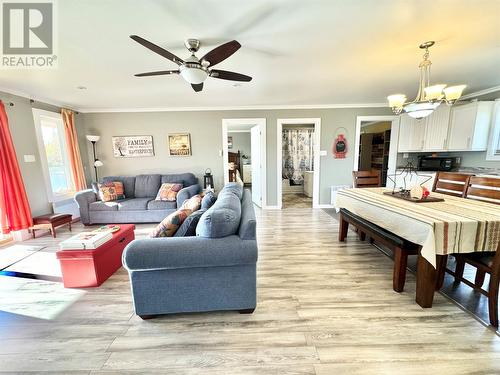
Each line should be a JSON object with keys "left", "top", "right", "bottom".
{"left": 222, "top": 118, "right": 266, "bottom": 208}
{"left": 354, "top": 116, "right": 399, "bottom": 187}
{"left": 277, "top": 118, "right": 321, "bottom": 209}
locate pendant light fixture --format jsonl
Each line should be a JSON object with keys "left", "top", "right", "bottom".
{"left": 387, "top": 41, "right": 466, "bottom": 119}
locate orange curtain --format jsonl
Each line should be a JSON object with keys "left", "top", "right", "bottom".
{"left": 0, "top": 101, "right": 33, "bottom": 233}
{"left": 61, "top": 108, "right": 87, "bottom": 191}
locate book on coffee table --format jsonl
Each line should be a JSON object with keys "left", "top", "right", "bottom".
{"left": 59, "top": 231, "right": 113, "bottom": 250}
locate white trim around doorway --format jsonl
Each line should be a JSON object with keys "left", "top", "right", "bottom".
{"left": 353, "top": 115, "right": 400, "bottom": 185}
{"left": 222, "top": 118, "right": 267, "bottom": 208}
{"left": 277, "top": 118, "right": 321, "bottom": 209}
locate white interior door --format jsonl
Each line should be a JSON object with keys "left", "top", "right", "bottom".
{"left": 250, "top": 125, "right": 262, "bottom": 207}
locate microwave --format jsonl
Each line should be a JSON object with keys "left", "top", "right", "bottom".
{"left": 418, "top": 156, "right": 456, "bottom": 171}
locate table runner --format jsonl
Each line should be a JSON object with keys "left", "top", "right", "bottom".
{"left": 335, "top": 188, "right": 500, "bottom": 268}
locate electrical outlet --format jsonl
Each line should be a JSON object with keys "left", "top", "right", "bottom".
{"left": 319, "top": 150, "right": 327, "bottom": 156}
{"left": 24, "top": 154, "right": 36, "bottom": 162}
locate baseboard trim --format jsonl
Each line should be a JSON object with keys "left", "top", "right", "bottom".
{"left": 263, "top": 205, "right": 281, "bottom": 210}
{"left": 316, "top": 204, "right": 335, "bottom": 209}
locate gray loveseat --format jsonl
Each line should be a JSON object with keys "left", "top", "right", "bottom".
{"left": 75, "top": 173, "right": 201, "bottom": 225}
{"left": 122, "top": 184, "right": 257, "bottom": 318}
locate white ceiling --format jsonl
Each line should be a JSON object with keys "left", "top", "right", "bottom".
{"left": 1, "top": 0, "right": 499, "bottom": 112}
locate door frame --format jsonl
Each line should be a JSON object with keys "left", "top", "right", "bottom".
{"left": 354, "top": 115, "right": 400, "bottom": 184}
{"left": 222, "top": 118, "right": 267, "bottom": 207}
{"left": 277, "top": 118, "right": 321, "bottom": 209}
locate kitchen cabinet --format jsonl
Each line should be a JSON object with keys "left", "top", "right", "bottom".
{"left": 447, "top": 101, "right": 494, "bottom": 151}
{"left": 423, "top": 105, "right": 451, "bottom": 151}
{"left": 398, "top": 114, "right": 426, "bottom": 152}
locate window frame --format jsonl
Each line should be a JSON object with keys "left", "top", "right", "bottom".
{"left": 32, "top": 108, "right": 75, "bottom": 202}
{"left": 486, "top": 99, "right": 500, "bottom": 161}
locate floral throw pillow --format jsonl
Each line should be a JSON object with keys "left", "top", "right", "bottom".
{"left": 155, "top": 183, "right": 183, "bottom": 201}
{"left": 150, "top": 208, "right": 193, "bottom": 237}
{"left": 181, "top": 194, "right": 202, "bottom": 211}
{"left": 98, "top": 182, "right": 125, "bottom": 202}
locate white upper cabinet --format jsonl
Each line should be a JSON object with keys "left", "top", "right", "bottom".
{"left": 423, "top": 105, "right": 451, "bottom": 151}
{"left": 447, "top": 102, "right": 494, "bottom": 151}
{"left": 398, "top": 115, "right": 426, "bottom": 152}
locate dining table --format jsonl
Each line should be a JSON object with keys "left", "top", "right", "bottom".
{"left": 335, "top": 187, "right": 500, "bottom": 308}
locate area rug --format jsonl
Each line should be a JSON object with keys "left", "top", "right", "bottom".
{"left": 0, "top": 245, "right": 44, "bottom": 270}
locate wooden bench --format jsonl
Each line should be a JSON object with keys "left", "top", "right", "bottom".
{"left": 30, "top": 214, "right": 72, "bottom": 238}
{"left": 338, "top": 208, "right": 420, "bottom": 292}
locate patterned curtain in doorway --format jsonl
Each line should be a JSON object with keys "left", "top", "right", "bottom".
{"left": 282, "top": 129, "right": 314, "bottom": 184}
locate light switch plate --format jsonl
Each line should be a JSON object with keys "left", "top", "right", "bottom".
{"left": 219, "top": 150, "right": 223, "bottom": 156}
{"left": 319, "top": 150, "right": 327, "bottom": 156}
{"left": 24, "top": 154, "right": 36, "bottom": 162}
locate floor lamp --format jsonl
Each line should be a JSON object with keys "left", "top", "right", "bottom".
{"left": 86, "top": 135, "right": 103, "bottom": 181}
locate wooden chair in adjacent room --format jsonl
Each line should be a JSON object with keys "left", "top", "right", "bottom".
{"left": 352, "top": 170, "right": 381, "bottom": 188}
{"left": 450, "top": 176, "right": 500, "bottom": 326}
{"left": 431, "top": 171, "right": 472, "bottom": 197}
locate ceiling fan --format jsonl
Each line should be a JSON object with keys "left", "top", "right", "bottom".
{"left": 130, "top": 35, "right": 252, "bottom": 92}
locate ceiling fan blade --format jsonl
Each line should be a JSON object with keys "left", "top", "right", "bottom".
{"left": 210, "top": 69, "right": 252, "bottom": 82}
{"left": 134, "top": 70, "right": 179, "bottom": 77}
{"left": 130, "top": 35, "right": 184, "bottom": 66}
{"left": 201, "top": 40, "right": 241, "bottom": 67}
{"left": 192, "top": 83, "right": 203, "bottom": 92}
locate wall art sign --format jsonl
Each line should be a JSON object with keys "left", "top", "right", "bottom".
{"left": 168, "top": 133, "right": 191, "bottom": 156}
{"left": 112, "top": 135, "right": 154, "bottom": 158}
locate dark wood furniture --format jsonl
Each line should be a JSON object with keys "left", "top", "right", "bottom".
{"left": 339, "top": 208, "right": 420, "bottom": 292}
{"left": 352, "top": 170, "right": 381, "bottom": 188}
{"left": 228, "top": 150, "right": 241, "bottom": 182}
{"left": 446, "top": 176, "right": 500, "bottom": 326}
{"left": 30, "top": 213, "right": 72, "bottom": 238}
{"left": 431, "top": 171, "right": 471, "bottom": 197}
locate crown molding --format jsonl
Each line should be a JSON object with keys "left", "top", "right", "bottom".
{"left": 460, "top": 85, "right": 500, "bottom": 100}
{"left": 0, "top": 86, "right": 77, "bottom": 111}
{"left": 76, "top": 102, "right": 388, "bottom": 113}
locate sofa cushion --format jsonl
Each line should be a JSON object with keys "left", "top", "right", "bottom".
{"left": 174, "top": 209, "right": 206, "bottom": 237}
{"left": 161, "top": 173, "right": 197, "bottom": 187}
{"left": 135, "top": 174, "right": 161, "bottom": 198}
{"left": 89, "top": 200, "right": 121, "bottom": 211}
{"left": 118, "top": 198, "right": 151, "bottom": 211}
{"left": 220, "top": 182, "right": 243, "bottom": 200}
{"left": 98, "top": 182, "right": 125, "bottom": 202}
{"left": 196, "top": 189, "right": 241, "bottom": 238}
{"left": 201, "top": 191, "right": 216, "bottom": 210}
{"left": 150, "top": 208, "right": 193, "bottom": 237}
{"left": 147, "top": 199, "right": 177, "bottom": 210}
{"left": 155, "top": 183, "right": 183, "bottom": 201}
{"left": 102, "top": 176, "right": 136, "bottom": 198}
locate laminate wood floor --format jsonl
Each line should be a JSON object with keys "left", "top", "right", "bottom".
{"left": 1, "top": 207, "right": 500, "bottom": 374}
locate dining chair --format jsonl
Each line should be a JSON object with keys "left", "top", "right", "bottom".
{"left": 451, "top": 176, "right": 500, "bottom": 326}
{"left": 431, "top": 172, "right": 472, "bottom": 197}
{"left": 352, "top": 170, "right": 381, "bottom": 188}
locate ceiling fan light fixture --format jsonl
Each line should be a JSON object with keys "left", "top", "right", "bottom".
{"left": 179, "top": 65, "right": 208, "bottom": 84}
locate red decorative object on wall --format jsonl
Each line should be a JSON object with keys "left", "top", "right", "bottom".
{"left": 333, "top": 134, "right": 347, "bottom": 159}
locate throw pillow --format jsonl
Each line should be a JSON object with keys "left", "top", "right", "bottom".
{"left": 181, "top": 194, "right": 202, "bottom": 211}
{"left": 201, "top": 191, "right": 216, "bottom": 210}
{"left": 150, "top": 208, "right": 193, "bottom": 238}
{"left": 155, "top": 183, "right": 183, "bottom": 201}
{"left": 174, "top": 209, "right": 206, "bottom": 237}
{"left": 98, "top": 182, "right": 125, "bottom": 202}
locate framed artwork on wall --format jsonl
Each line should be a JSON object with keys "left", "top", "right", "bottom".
{"left": 112, "top": 135, "right": 154, "bottom": 157}
{"left": 168, "top": 133, "right": 191, "bottom": 156}
{"left": 228, "top": 136, "right": 233, "bottom": 149}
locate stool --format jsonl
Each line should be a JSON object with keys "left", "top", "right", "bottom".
{"left": 30, "top": 214, "right": 72, "bottom": 238}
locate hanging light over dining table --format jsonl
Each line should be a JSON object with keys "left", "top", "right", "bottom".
{"left": 387, "top": 41, "right": 466, "bottom": 119}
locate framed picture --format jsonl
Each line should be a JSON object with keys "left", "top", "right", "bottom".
{"left": 228, "top": 136, "right": 233, "bottom": 149}
{"left": 112, "top": 135, "right": 154, "bottom": 158}
{"left": 168, "top": 133, "right": 191, "bottom": 156}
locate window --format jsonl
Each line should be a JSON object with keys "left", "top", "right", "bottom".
{"left": 486, "top": 100, "right": 500, "bottom": 161}
{"left": 32, "top": 109, "right": 75, "bottom": 201}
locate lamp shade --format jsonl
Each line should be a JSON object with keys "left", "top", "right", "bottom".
{"left": 387, "top": 94, "right": 406, "bottom": 108}
{"left": 424, "top": 84, "right": 446, "bottom": 100}
{"left": 86, "top": 135, "right": 101, "bottom": 142}
{"left": 444, "top": 85, "right": 467, "bottom": 103}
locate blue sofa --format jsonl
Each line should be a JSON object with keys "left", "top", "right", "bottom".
{"left": 75, "top": 173, "right": 200, "bottom": 225}
{"left": 122, "top": 185, "right": 258, "bottom": 318}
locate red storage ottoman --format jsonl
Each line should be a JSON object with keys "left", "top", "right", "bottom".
{"left": 56, "top": 224, "right": 135, "bottom": 288}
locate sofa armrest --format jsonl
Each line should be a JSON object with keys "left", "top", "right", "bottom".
{"left": 123, "top": 236, "right": 257, "bottom": 271}
{"left": 176, "top": 184, "right": 201, "bottom": 207}
{"left": 74, "top": 189, "right": 97, "bottom": 225}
